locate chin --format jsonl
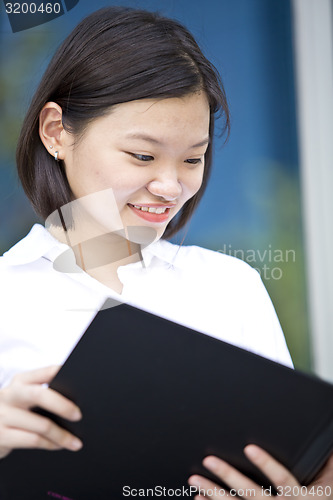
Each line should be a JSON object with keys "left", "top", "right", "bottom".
{"left": 121, "top": 224, "right": 161, "bottom": 246}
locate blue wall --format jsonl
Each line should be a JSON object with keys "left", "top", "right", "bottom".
{"left": 0, "top": 0, "right": 298, "bottom": 247}
{"left": 0, "top": 0, "right": 310, "bottom": 368}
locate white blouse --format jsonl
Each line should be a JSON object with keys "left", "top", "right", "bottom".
{"left": 0, "top": 224, "right": 293, "bottom": 388}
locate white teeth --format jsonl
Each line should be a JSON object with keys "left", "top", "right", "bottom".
{"left": 132, "top": 205, "right": 167, "bottom": 214}
{"left": 147, "top": 207, "right": 167, "bottom": 213}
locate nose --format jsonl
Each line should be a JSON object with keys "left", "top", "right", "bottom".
{"left": 146, "top": 170, "right": 182, "bottom": 202}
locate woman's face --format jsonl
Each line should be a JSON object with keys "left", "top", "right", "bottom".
{"left": 61, "top": 92, "right": 210, "bottom": 240}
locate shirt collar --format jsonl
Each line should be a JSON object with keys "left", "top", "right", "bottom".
{"left": 2, "top": 223, "right": 179, "bottom": 269}
{"left": 2, "top": 224, "right": 68, "bottom": 266}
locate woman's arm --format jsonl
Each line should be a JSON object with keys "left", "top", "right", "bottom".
{"left": 0, "top": 365, "right": 83, "bottom": 459}
{"left": 188, "top": 445, "right": 333, "bottom": 499}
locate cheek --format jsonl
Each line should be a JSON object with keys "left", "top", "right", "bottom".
{"left": 72, "top": 163, "right": 135, "bottom": 198}
{"left": 184, "top": 168, "right": 205, "bottom": 199}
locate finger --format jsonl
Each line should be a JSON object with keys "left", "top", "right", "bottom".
{"left": 11, "top": 365, "right": 61, "bottom": 385}
{"left": 1, "top": 406, "right": 83, "bottom": 451}
{"left": 189, "top": 474, "right": 226, "bottom": 499}
{"left": 244, "top": 445, "right": 300, "bottom": 489}
{"left": 312, "top": 453, "right": 333, "bottom": 484}
{"left": 4, "top": 384, "right": 82, "bottom": 422}
{"left": 200, "top": 456, "right": 261, "bottom": 499}
{"left": 0, "top": 427, "right": 64, "bottom": 457}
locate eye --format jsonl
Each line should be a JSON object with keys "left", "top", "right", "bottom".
{"left": 185, "top": 158, "right": 202, "bottom": 165}
{"left": 129, "top": 153, "right": 154, "bottom": 162}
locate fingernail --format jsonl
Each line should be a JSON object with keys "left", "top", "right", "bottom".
{"left": 70, "top": 438, "right": 83, "bottom": 451}
{"left": 188, "top": 475, "right": 201, "bottom": 487}
{"left": 244, "top": 445, "right": 259, "bottom": 459}
{"left": 71, "top": 409, "right": 82, "bottom": 421}
{"left": 203, "top": 456, "right": 220, "bottom": 471}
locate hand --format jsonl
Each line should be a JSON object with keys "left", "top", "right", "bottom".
{"left": 188, "top": 445, "right": 333, "bottom": 499}
{"left": 0, "top": 365, "right": 83, "bottom": 459}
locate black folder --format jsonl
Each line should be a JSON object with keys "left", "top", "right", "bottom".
{"left": 0, "top": 300, "right": 333, "bottom": 500}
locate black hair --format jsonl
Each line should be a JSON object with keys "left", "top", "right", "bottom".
{"left": 17, "top": 6, "right": 230, "bottom": 238}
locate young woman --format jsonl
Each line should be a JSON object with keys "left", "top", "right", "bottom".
{"left": 0, "top": 6, "right": 331, "bottom": 498}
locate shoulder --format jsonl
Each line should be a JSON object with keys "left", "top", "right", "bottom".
{"left": 0, "top": 224, "right": 71, "bottom": 298}
{"left": 0, "top": 224, "right": 69, "bottom": 269}
{"left": 160, "top": 239, "right": 259, "bottom": 283}
{"left": 1, "top": 224, "right": 51, "bottom": 262}
{"left": 0, "top": 226, "right": 49, "bottom": 298}
{"left": 159, "top": 240, "right": 293, "bottom": 367}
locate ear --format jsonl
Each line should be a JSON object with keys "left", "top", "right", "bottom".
{"left": 39, "top": 102, "right": 67, "bottom": 161}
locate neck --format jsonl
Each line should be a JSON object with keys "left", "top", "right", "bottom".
{"left": 48, "top": 224, "right": 142, "bottom": 294}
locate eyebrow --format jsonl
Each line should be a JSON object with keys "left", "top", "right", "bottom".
{"left": 124, "top": 133, "right": 210, "bottom": 148}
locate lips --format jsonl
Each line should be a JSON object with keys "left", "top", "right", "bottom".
{"left": 128, "top": 203, "right": 173, "bottom": 223}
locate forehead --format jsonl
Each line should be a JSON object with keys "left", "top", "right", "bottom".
{"left": 86, "top": 93, "right": 210, "bottom": 148}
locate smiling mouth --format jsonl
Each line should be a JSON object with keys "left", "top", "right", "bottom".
{"left": 131, "top": 205, "right": 168, "bottom": 214}
{"left": 128, "top": 203, "right": 172, "bottom": 223}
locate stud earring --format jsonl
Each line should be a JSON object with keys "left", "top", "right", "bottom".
{"left": 49, "top": 145, "right": 53, "bottom": 149}
{"left": 54, "top": 151, "right": 59, "bottom": 162}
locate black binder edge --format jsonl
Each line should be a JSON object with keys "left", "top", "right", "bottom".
{"left": 294, "top": 416, "right": 333, "bottom": 484}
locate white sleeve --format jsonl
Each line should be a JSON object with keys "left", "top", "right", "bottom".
{"left": 239, "top": 266, "right": 293, "bottom": 368}
{"left": 171, "top": 245, "right": 294, "bottom": 368}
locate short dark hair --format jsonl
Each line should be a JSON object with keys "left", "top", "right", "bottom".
{"left": 17, "top": 6, "right": 230, "bottom": 239}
